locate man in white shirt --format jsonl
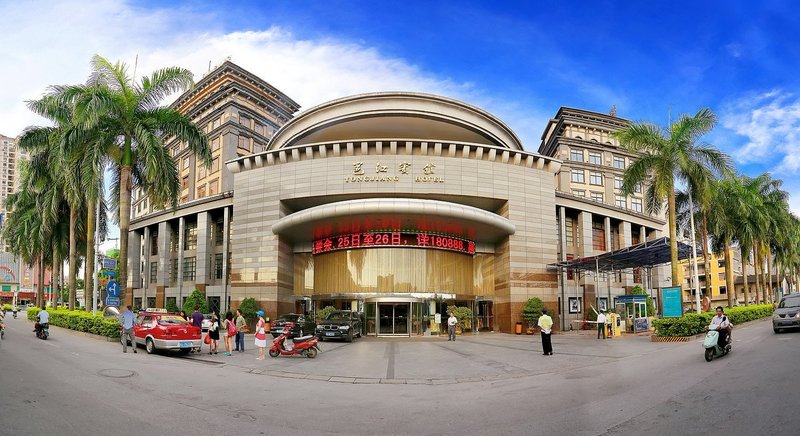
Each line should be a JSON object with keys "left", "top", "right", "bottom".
{"left": 35, "top": 305, "right": 50, "bottom": 335}
{"left": 596, "top": 310, "right": 607, "bottom": 340}
{"left": 709, "top": 306, "right": 732, "bottom": 348}
{"left": 447, "top": 312, "right": 458, "bottom": 341}
{"left": 537, "top": 309, "right": 553, "bottom": 355}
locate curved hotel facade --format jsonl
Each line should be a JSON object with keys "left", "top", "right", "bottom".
{"left": 126, "top": 62, "right": 666, "bottom": 335}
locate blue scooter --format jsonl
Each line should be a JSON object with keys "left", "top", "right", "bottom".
{"left": 703, "top": 327, "right": 731, "bottom": 362}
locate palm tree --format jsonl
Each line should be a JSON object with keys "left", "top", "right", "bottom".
{"left": 613, "top": 108, "right": 732, "bottom": 288}
{"left": 45, "top": 55, "right": 211, "bottom": 306}
{"left": 707, "top": 179, "right": 739, "bottom": 308}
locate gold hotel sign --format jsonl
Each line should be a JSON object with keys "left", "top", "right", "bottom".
{"left": 344, "top": 161, "right": 444, "bottom": 183}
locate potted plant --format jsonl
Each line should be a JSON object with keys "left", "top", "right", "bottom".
{"left": 521, "top": 297, "right": 545, "bottom": 334}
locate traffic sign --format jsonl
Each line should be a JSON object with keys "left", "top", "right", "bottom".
{"left": 105, "top": 297, "right": 120, "bottom": 306}
{"left": 102, "top": 258, "right": 118, "bottom": 270}
{"left": 106, "top": 280, "right": 120, "bottom": 297}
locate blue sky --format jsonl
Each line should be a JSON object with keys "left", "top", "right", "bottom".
{"left": 1, "top": 0, "right": 799, "bottom": 220}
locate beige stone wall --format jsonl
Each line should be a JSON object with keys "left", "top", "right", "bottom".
{"left": 230, "top": 147, "right": 558, "bottom": 332}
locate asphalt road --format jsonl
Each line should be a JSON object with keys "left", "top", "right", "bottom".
{"left": 0, "top": 314, "right": 797, "bottom": 436}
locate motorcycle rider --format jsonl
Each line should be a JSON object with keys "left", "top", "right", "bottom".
{"left": 34, "top": 304, "right": 50, "bottom": 336}
{"left": 708, "top": 306, "right": 732, "bottom": 348}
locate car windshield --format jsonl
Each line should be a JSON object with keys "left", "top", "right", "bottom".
{"left": 779, "top": 298, "right": 800, "bottom": 309}
{"left": 158, "top": 315, "right": 190, "bottom": 326}
{"left": 280, "top": 315, "right": 300, "bottom": 322}
{"left": 325, "top": 312, "right": 350, "bottom": 320}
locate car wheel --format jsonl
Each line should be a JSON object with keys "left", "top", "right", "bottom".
{"left": 306, "top": 348, "right": 318, "bottom": 358}
{"left": 774, "top": 328, "right": 781, "bottom": 334}
{"left": 146, "top": 338, "right": 155, "bottom": 354}
{"left": 318, "top": 336, "right": 324, "bottom": 342}
{"left": 268, "top": 348, "right": 280, "bottom": 358}
{"left": 704, "top": 348, "right": 713, "bottom": 362}
{"left": 345, "top": 332, "right": 353, "bottom": 343}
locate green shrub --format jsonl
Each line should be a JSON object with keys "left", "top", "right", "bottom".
{"left": 165, "top": 299, "right": 180, "bottom": 314}
{"left": 237, "top": 297, "right": 260, "bottom": 324}
{"left": 182, "top": 289, "right": 209, "bottom": 314}
{"left": 3, "top": 303, "right": 13, "bottom": 311}
{"left": 446, "top": 305, "right": 474, "bottom": 329}
{"left": 653, "top": 304, "right": 773, "bottom": 337}
{"left": 316, "top": 305, "right": 338, "bottom": 323}
{"left": 521, "top": 298, "right": 545, "bottom": 327}
{"left": 25, "top": 307, "right": 120, "bottom": 338}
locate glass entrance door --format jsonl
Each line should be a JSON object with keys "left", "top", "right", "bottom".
{"left": 377, "top": 303, "right": 410, "bottom": 336}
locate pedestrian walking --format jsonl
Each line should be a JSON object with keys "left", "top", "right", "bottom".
{"left": 537, "top": 308, "right": 553, "bottom": 355}
{"left": 119, "top": 305, "right": 137, "bottom": 354}
{"left": 447, "top": 311, "right": 457, "bottom": 341}
{"left": 234, "top": 309, "right": 246, "bottom": 352}
{"left": 208, "top": 312, "right": 220, "bottom": 354}
{"left": 223, "top": 312, "right": 235, "bottom": 356}
{"left": 597, "top": 310, "right": 607, "bottom": 340}
{"left": 254, "top": 310, "right": 268, "bottom": 360}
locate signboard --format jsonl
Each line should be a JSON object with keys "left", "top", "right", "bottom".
{"left": 106, "top": 281, "right": 120, "bottom": 298}
{"left": 102, "top": 258, "right": 118, "bottom": 270}
{"left": 661, "top": 286, "right": 683, "bottom": 318}
{"left": 634, "top": 318, "right": 649, "bottom": 333}
{"left": 105, "top": 297, "right": 120, "bottom": 307}
{"left": 312, "top": 231, "right": 475, "bottom": 255}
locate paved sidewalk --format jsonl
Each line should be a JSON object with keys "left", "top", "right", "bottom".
{"left": 184, "top": 331, "right": 670, "bottom": 384}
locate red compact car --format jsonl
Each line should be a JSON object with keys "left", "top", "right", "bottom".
{"left": 133, "top": 309, "right": 202, "bottom": 354}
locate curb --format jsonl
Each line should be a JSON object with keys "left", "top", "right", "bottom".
{"left": 650, "top": 335, "right": 691, "bottom": 342}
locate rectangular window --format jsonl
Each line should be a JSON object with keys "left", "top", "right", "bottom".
{"left": 565, "top": 217, "right": 574, "bottom": 246}
{"left": 719, "top": 286, "right": 727, "bottom": 295}
{"left": 208, "top": 179, "right": 218, "bottom": 196}
{"left": 255, "top": 123, "right": 265, "bottom": 136}
{"left": 182, "top": 176, "right": 189, "bottom": 189}
{"left": 718, "top": 259, "right": 725, "bottom": 268}
{"left": 150, "top": 231, "right": 158, "bottom": 255}
{"left": 589, "top": 172, "right": 603, "bottom": 186}
{"left": 197, "top": 163, "right": 206, "bottom": 180}
{"left": 211, "top": 157, "right": 220, "bottom": 173}
{"left": 215, "top": 253, "right": 224, "bottom": 280}
{"left": 184, "top": 222, "right": 197, "bottom": 250}
{"left": 238, "top": 136, "right": 250, "bottom": 151}
{"left": 149, "top": 261, "right": 158, "bottom": 284}
{"left": 183, "top": 158, "right": 190, "bottom": 169}
{"left": 634, "top": 183, "right": 642, "bottom": 193}
{"left": 239, "top": 114, "right": 250, "bottom": 128}
{"left": 215, "top": 219, "right": 225, "bottom": 246}
{"left": 172, "top": 146, "right": 180, "bottom": 157}
{"left": 253, "top": 142, "right": 263, "bottom": 153}
{"left": 590, "top": 191, "right": 604, "bottom": 202}
{"left": 614, "top": 176, "right": 623, "bottom": 190}
{"left": 211, "top": 136, "right": 221, "bottom": 151}
{"left": 589, "top": 152, "right": 602, "bottom": 165}
{"left": 566, "top": 254, "right": 574, "bottom": 280}
{"left": 572, "top": 190, "right": 585, "bottom": 197}
{"left": 631, "top": 198, "right": 643, "bottom": 213}
{"left": 170, "top": 229, "right": 178, "bottom": 253}
{"left": 613, "top": 156, "right": 625, "bottom": 169}
{"left": 570, "top": 149, "right": 584, "bottom": 162}
{"left": 592, "top": 221, "right": 606, "bottom": 251}
{"left": 197, "top": 185, "right": 206, "bottom": 198}
{"left": 170, "top": 258, "right": 178, "bottom": 284}
{"left": 615, "top": 196, "right": 627, "bottom": 208}
{"left": 571, "top": 170, "right": 585, "bottom": 183}
{"left": 183, "top": 257, "right": 196, "bottom": 281}
{"left": 211, "top": 117, "right": 221, "bottom": 130}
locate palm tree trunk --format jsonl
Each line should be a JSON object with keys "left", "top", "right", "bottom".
{"left": 760, "top": 244, "right": 767, "bottom": 304}
{"left": 753, "top": 241, "right": 761, "bottom": 304}
{"left": 85, "top": 199, "right": 96, "bottom": 311}
{"left": 767, "top": 246, "right": 774, "bottom": 304}
{"left": 52, "top": 257, "right": 60, "bottom": 309}
{"left": 668, "top": 185, "right": 680, "bottom": 287}
{"left": 118, "top": 164, "right": 132, "bottom": 307}
{"left": 741, "top": 246, "right": 750, "bottom": 306}
{"left": 701, "top": 213, "right": 711, "bottom": 302}
{"left": 68, "top": 206, "right": 78, "bottom": 311}
{"left": 724, "top": 243, "right": 734, "bottom": 308}
{"left": 37, "top": 255, "right": 45, "bottom": 308}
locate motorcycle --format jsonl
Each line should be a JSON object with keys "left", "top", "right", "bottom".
{"left": 13, "top": 310, "right": 17, "bottom": 319}
{"left": 703, "top": 327, "right": 731, "bottom": 362}
{"left": 35, "top": 322, "right": 49, "bottom": 340}
{"left": 268, "top": 322, "right": 320, "bottom": 358}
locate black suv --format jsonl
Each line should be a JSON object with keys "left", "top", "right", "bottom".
{"left": 270, "top": 313, "right": 311, "bottom": 338}
{"left": 315, "top": 310, "right": 362, "bottom": 342}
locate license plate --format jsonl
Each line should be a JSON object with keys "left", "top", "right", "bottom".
{"left": 179, "top": 341, "right": 192, "bottom": 347}
{"left": 325, "top": 332, "right": 336, "bottom": 337}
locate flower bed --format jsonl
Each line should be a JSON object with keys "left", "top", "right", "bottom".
{"left": 27, "top": 307, "right": 121, "bottom": 338}
{"left": 652, "top": 304, "right": 773, "bottom": 337}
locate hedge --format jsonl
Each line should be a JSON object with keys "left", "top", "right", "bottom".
{"left": 27, "top": 307, "right": 121, "bottom": 338}
{"left": 652, "top": 304, "right": 773, "bottom": 337}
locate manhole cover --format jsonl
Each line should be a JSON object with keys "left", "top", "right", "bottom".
{"left": 98, "top": 368, "right": 137, "bottom": 378}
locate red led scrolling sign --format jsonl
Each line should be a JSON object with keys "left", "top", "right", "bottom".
{"left": 312, "top": 232, "right": 475, "bottom": 255}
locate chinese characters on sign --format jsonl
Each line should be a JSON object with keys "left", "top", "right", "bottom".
{"left": 345, "top": 161, "right": 444, "bottom": 183}
{"left": 312, "top": 231, "right": 476, "bottom": 255}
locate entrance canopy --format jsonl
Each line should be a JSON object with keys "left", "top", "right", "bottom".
{"left": 550, "top": 236, "right": 700, "bottom": 272}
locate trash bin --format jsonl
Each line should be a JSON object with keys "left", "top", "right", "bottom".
{"left": 515, "top": 321, "right": 523, "bottom": 335}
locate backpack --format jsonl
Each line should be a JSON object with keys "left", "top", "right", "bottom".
{"left": 227, "top": 319, "right": 237, "bottom": 336}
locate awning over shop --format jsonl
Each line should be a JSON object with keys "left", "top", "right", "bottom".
{"left": 550, "top": 236, "right": 701, "bottom": 272}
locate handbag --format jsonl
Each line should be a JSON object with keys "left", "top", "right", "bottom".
{"left": 203, "top": 333, "right": 211, "bottom": 345}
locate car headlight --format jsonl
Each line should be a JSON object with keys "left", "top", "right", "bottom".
{"left": 795, "top": 312, "right": 800, "bottom": 319}
{"left": 339, "top": 325, "right": 350, "bottom": 330}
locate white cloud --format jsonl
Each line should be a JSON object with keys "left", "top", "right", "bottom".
{"left": 0, "top": 1, "right": 546, "bottom": 149}
{"left": 721, "top": 90, "right": 800, "bottom": 172}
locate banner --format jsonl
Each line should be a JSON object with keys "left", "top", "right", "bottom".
{"left": 661, "top": 286, "right": 683, "bottom": 317}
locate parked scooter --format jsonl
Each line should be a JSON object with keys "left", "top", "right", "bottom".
{"left": 703, "top": 327, "right": 731, "bottom": 362}
{"left": 268, "top": 322, "right": 320, "bottom": 358}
